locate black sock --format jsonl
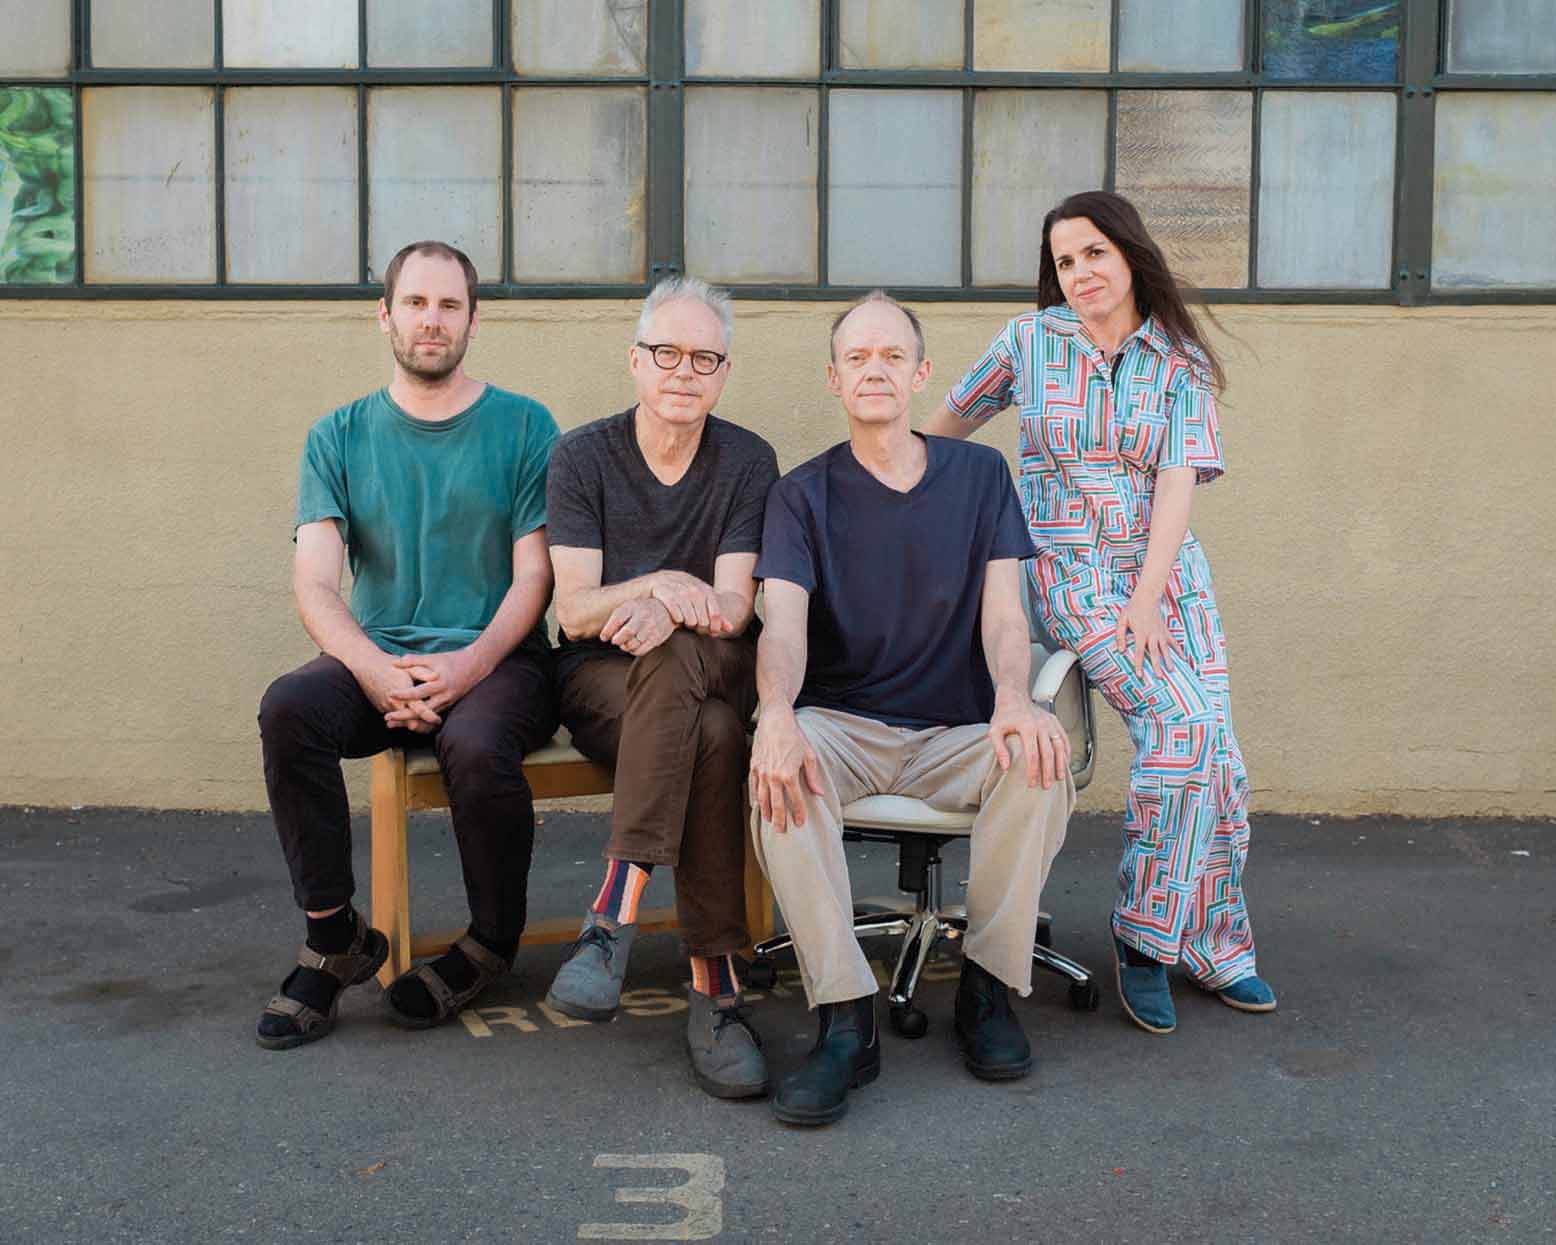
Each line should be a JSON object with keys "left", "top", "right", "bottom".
{"left": 306, "top": 905, "right": 357, "bottom": 954}
{"left": 1122, "top": 944, "right": 1160, "bottom": 968}
{"left": 388, "top": 926, "right": 512, "bottom": 1021}
{"left": 259, "top": 909, "right": 358, "bottom": 1037}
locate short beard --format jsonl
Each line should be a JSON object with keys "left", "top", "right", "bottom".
{"left": 390, "top": 323, "right": 469, "bottom": 382}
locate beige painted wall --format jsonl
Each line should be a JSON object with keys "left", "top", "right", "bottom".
{"left": 2, "top": 300, "right": 1553, "bottom": 817}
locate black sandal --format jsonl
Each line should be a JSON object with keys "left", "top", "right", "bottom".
{"left": 384, "top": 935, "right": 509, "bottom": 1029}
{"left": 256, "top": 911, "right": 389, "bottom": 1050}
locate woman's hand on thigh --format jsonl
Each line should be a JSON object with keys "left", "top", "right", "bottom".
{"left": 1115, "top": 590, "right": 1183, "bottom": 677}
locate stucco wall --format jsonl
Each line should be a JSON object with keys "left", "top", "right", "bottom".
{"left": 2, "top": 299, "right": 1552, "bottom": 816}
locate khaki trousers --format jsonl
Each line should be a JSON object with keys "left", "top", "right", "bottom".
{"left": 752, "top": 707, "right": 1075, "bottom": 1008}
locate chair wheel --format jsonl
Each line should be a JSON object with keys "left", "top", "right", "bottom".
{"left": 746, "top": 958, "right": 777, "bottom": 990}
{"left": 1069, "top": 979, "right": 1100, "bottom": 1011}
{"left": 1034, "top": 922, "right": 1053, "bottom": 950}
{"left": 889, "top": 1005, "right": 929, "bottom": 1039}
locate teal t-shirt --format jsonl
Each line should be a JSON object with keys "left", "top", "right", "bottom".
{"left": 295, "top": 385, "right": 559, "bottom": 656}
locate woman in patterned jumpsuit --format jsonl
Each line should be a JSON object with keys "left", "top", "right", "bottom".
{"left": 925, "top": 191, "right": 1276, "bottom": 1033}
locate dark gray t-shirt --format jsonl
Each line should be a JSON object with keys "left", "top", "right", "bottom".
{"left": 755, "top": 435, "right": 1034, "bottom": 730}
{"left": 547, "top": 406, "right": 780, "bottom": 672}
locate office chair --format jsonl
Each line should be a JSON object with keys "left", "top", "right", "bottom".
{"left": 749, "top": 639, "right": 1100, "bottom": 1038}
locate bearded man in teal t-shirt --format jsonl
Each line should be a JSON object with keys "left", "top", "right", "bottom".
{"left": 255, "top": 241, "right": 560, "bottom": 1050}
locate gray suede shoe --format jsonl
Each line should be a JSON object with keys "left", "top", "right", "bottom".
{"left": 685, "top": 988, "right": 769, "bottom": 1100}
{"left": 544, "top": 911, "right": 637, "bottom": 1022}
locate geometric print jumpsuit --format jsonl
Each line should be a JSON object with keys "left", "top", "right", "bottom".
{"left": 946, "top": 305, "right": 1257, "bottom": 988}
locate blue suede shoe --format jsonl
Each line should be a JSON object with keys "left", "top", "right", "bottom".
{"left": 1210, "top": 974, "right": 1277, "bottom": 1013}
{"left": 1113, "top": 937, "right": 1176, "bottom": 1034}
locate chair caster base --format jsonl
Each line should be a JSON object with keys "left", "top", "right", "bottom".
{"left": 746, "top": 957, "right": 777, "bottom": 990}
{"left": 889, "top": 1004, "right": 929, "bottom": 1039}
{"left": 1069, "top": 978, "right": 1101, "bottom": 1011}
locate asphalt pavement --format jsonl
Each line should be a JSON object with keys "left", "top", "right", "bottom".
{"left": 1, "top": 804, "right": 1552, "bottom": 1244}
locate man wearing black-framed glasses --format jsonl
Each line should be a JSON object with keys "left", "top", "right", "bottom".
{"left": 544, "top": 276, "right": 779, "bottom": 1101}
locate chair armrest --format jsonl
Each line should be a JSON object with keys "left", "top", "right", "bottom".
{"left": 1030, "top": 645, "right": 1077, "bottom": 709}
{"left": 1027, "top": 643, "right": 1097, "bottom": 790}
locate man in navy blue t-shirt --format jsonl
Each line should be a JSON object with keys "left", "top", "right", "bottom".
{"left": 751, "top": 291, "right": 1076, "bottom": 1127}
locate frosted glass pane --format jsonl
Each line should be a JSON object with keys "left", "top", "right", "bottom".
{"left": 972, "top": 91, "right": 1107, "bottom": 286}
{"left": 1114, "top": 90, "right": 1252, "bottom": 289}
{"left": 0, "top": 87, "right": 74, "bottom": 284}
{"left": 686, "top": 0, "right": 819, "bottom": 76}
{"left": 1433, "top": 94, "right": 1556, "bottom": 289}
{"left": 1119, "top": 0, "right": 1243, "bottom": 72}
{"left": 685, "top": 88, "right": 817, "bottom": 284}
{"left": 83, "top": 88, "right": 215, "bottom": 282}
{"left": 975, "top": 0, "right": 1109, "bottom": 72}
{"left": 513, "top": 88, "right": 645, "bottom": 282}
{"left": 1446, "top": 0, "right": 1556, "bottom": 74}
{"left": 93, "top": 0, "right": 214, "bottom": 68}
{"left": 1263, "top": 1, "right": 1398, "bottom": 83}
{"left": 828, "top": 90, "right": 961, "bottom": 286}
{"left": 225, "top": 88, "right": 358, "bottom": 283}
{"left": 0, "top": 0, "right": 70, "bottom": 75}
{"left": 368, "top": 0, "right": 492, "bottom": 68}
{"left": 839, "top": 0, "right": 964, "bottom": 70}
{"left": 368, "top": 88, "right": 501, "bottom": 281}
{"left": 224, "top": 0, "right": 358, "bottom": 68}
{"left": 513, "top": 0, "right": 645, "bottom": 75}
{"left": 1257, "top": 92, "right": 1394, "bottom": 289}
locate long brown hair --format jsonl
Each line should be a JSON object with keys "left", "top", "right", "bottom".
{"left": 1038, "top": 191, "right": 1226, "bottom": 391}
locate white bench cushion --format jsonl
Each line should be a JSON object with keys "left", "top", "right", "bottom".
{"left": 403, "top": 725, "right": 590, "bottom": 776}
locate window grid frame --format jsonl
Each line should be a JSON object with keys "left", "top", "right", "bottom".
{"left": 0, "top": 0, "right": 1550, "bottom": 303}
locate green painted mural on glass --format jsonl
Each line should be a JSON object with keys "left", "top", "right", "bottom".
{"left": 0, "top": 87, "right": 76, "bottom": 284}
{"left": 1263, "top": 2, "right": 1399, "bottom": 82}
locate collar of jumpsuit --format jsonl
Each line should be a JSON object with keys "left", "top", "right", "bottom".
{"left": 1044, "top": 304, "right": 1173, "bottom": 371}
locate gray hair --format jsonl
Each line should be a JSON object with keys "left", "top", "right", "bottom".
{"left": 635, "top": 275, "right": 734, "bottom": 351}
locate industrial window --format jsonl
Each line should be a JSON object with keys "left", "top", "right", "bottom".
{"left": 1, "top": 1, "right": 1552, "bottom": 303}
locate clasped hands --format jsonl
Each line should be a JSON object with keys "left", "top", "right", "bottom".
{"left": 600, "top": 570, "right": 734, "bottom": 658}
{"left": 360, "top": 647, "right": 485, "bottom": 734}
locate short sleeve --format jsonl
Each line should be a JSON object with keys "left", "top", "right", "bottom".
{"left": 945, "top": 318, "right": 1021, "bottom": 424}
{"left": 544, "top": 433, "right": 603, "bottom": 550}
{"left": 753, "top": 478, "right": 817, "bottom": 593}
{"left": 295, "top": 416, "right": 349, "bottom": 538}
{"left": 1159, "top": 366, "right": 1224, "bottom": 484}
{"left": 989, "top": 463, "right": 1036, "bottom": 561}
{"left": 716, "top": 443, "right": 780, "bottom": 558}
{"left": 511, "top": 401, "right": 560, "bottom": 541}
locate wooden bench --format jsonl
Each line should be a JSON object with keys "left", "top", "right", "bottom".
{"left": 368, "top": 729, "right": 776, "bottom": 987}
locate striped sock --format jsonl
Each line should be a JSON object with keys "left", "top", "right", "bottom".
{"left": 690, "top": 954, "right": 741, "bottom": 1001}
{"left": 591, "top": 859, "right": 653, "bottom": 927}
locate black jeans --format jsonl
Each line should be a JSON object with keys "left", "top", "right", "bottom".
{"left": 259, "top": 650, "right": 558, "bottom": 947}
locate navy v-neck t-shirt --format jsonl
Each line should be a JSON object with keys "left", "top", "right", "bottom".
{"left": 755, "top": 434, "right": 1034, "bottom": 730}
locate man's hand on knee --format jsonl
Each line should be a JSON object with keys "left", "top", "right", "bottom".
{"left": 750, "top": 708, "right": 824, "bottom": 832}
{"left": 601, "top": 596, "right": 676, "bottom": 657}
{"left": 988, "top": 689, "right": 1069, "bottom": 790}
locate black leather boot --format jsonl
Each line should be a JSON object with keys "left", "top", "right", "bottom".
{"left": 771, "top": 994, "right": 880, "bottom": 1126}
{"left": 954, "top": 957, "right": 1033, "bottom": 1080}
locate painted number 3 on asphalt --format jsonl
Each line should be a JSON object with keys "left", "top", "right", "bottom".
{"left": 578, "top": 1153, "right": 725, "bottom": 1241}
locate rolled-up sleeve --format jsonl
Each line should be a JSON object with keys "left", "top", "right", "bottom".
{"left": 945, "top": 319, "right": 1019, "bottom": 424}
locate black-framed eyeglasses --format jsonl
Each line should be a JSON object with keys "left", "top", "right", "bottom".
{"left": 635, "top": 341, "right": 728, "bottom": 376}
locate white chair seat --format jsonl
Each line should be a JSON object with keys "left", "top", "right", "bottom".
{"left": 404, "top": 725, "right": 587, "bottom": 776}
{"left": 841, "top": 794, "right": 976, "bottom": 834}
